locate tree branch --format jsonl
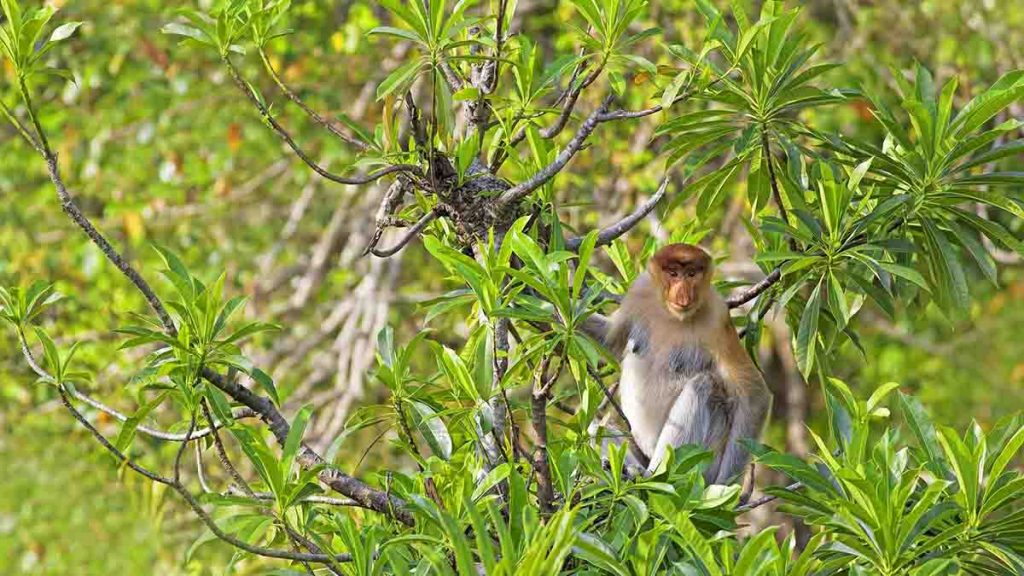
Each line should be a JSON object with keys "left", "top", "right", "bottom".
{"left": 597, "top": 72, "right": 730, "bottom": 121}
{"left": 735, "top": 481, "right": 803, "bottom": 512}
{"left": 20, "top": 329, "right": 352, "bottom": 564}
{"left": 490, "top": 60, "right": 602, "bottom": 172}
{"left": 223, "top": 57, "right": 422, "bottom": 186}
{"left": 0, "top": 97, "right": 41, "bottom": 150}
{"left": 56, "top": 385, "right": 354, "bottom": 564}
{"left": 496, "top": 95, "right": 614, "bottom": 207}
{"left": 366, "top": 210, "right": 439, "bottom": 258}
{"left": 565, "top": 173, "right": 671, "bottom": 250}
{"left": 201, "top": 399, "right": 256, "bottom": 496}
{"left": 726, "top": 267, "right": 782, "bottom": 309}
{"left": 530, "top": 357, "right": 558, "bottom": 514}
{"left": 586, "top": 364, "right": 629, "bottom": 426}
{"left": 21, "top": 86, "right": 415, "bottom": 524}
{"left": 258, "top": 49, "right": 371, "bottom": 151}
{"left": 761, "top": 128, "right": 792, "bottom": 226}
{"left": 74, "top": 386, "right": 255, "bottom": 441}
{"left": 541, "top": 65, "right": 604, "bottom": 140}
{"left": 226, "top": 487, "right": 358, "bottom": 507}
{"left": 43, "top": 155, "right": 176, "bottom": 333}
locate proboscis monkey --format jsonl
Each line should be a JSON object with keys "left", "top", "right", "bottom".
{"left": 586, "top": 243, "right": 771, "bottom": 483}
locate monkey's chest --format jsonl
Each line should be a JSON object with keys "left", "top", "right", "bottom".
{"left": 618, "top": 334, "right": 723, "bottom": 456}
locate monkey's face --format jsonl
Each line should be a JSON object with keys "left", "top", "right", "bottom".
{"left": 650, "top": 243, "right": 712, "bottom": 319}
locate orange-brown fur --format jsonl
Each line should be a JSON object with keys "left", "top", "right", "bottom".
{"left": 602, "top": 243, "right": 771, "bottom": 482}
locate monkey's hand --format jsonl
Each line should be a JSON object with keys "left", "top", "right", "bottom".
{"left": 580, "top": 312, "right": 611, "bottom": 344}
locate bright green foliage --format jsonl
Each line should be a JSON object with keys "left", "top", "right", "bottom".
{"left": 1, "top": 0, "right": 1024, "bottom": 574}
{"left": 748, "top": 383, "right": 1024, "bottom": 574}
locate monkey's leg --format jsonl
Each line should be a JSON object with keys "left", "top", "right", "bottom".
{"left": 711, "top": 391, "right": 770, "bottom": 484}
{"left": 645, "top": 375, "right": 718, "bottom": 474}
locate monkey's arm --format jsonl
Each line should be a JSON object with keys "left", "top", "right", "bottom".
{"left": 581, "top": 312, "right": 611, "bottom": 343}
{"left": 711, "top": 383, "right": 771, "bottom": 484}
{"left": 645, "top": 374, "right": 725, "bottom": 474}
{"left": 581, "top": 312, "right": 632, "bottom": 357}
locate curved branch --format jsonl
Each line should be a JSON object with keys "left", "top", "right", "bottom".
{"left": 56, "top": 386, "right": 353, "bottom": 564}
{"left": 223, "top": 57, "right": 422, "bottom": 186}
{"left": 541, "top": 66, "right": 604, "bottom": 140}
{"left": 496, "top": 95, "right": 614, "bottom": 207}
{"left": 726, "top": 267, "right": 782, "bottom": 309}
{"left": 587, "top": 364, "right": 629, "bottom": 427}
{"left": 367, "top": 210, "right": 439, "bottom": 258}
{"left": 0, "top": 97, "right": 41, "bottom": 150}
{"left": 21, "top": 86, "right": 415, "bottom": 525}
{"left": 259, "top": 50, "right": 370, "bottom": 151}
{"left": 227, "top": 486, "right": 359, "bottom": 507}
{"left": 199, "top": 367, "right": 415, "bottom": 524}
{"left": 44, "top": 155, "right": 177, "bottom": 334}
{"left": 73, "top": 388, "right": 256, "bottom": 441}
{"left": 565, "top": 173, "right": 671, "bottom": 250}
{"left": 23, "top": 336, "right": 350, "bottom": 564}
{"left": 491, "top": 63, "right": 603, "bottom": 172}
{"left": 598, "top": 72, "right": 731, "bottom": 122}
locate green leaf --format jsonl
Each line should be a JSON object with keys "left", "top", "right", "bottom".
{"left": 988, "top": 425, "right": 1024, "bottom": 486}
{"left": 282, "top": 404, "right": 311, "bottom": 474}
{"left": 249, "top": 368, "right": 280, "bottom": 406}
{"left": 48, "top": 21, "right": 81, "bottom": 43}
{"left": 114, "top": 391, "right": 170, "bottom": 452}
{"left": 367, "top": 26, "right": 423, "bottom": 44}
{"left": 376, "top": 59, "right": 423, "bottom": 101}
{"left": 410, "top": 400, "right": 452, "bottom": 461}
{"left": 899, "top": 392, "right": 948, "bottom": 478}
{"left": 866, "top": 382, "right": 900, "bottom": 414}
{"left": 875, "top": 261, "right": 930, "bottom": 292}
{"left": 794, "top": 279, "right": 822, "bottom": 375}
{"left": 437, "top": 345, "right": 478, "bottom": 401}
{"left": 472, "top": 463, "right": 511, "bottom": 501}
{"left": 572, "top": 533, "right": 631, "bottom": 576}
{"left": 921, "top": 219, "right": 969, "bottom": 311}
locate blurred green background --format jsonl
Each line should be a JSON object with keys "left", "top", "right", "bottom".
{"left": 1, "top": 1, "right": 1022, "bottom": 573}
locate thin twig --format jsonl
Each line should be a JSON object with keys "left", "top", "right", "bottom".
{"left": 735, "top": 481, "right": 803, "bottom": 512}
{"left": 259, "top": 49, "right": 370, "bottom": 151}
{"left": 195, "top": 441, "right": 213, "bottom": 493}
{"left": 73, "top": 388, "right": 255, "bottom": 441}
{"left": 56, "top": 385, "right": 354, "bottom": 564}
{"left": 226, "top": 487, "right": 359, "bottom": 507}
{"left": 367, "top": 210, "right": 439, "bottom": 258}
{"left": 597, "top": 72, "right": 730, "bottom": 121}
{"left": 174, "top": 410, "right": 198, "bottom": 483}
{"left": 201, "top": 399, "right": 255, "bottom": 497}
{"left": 761, "top": 128, "right": 790, "bottom": 225}
{"left": 20, "top": 84, "right": 414, "bottom": 524}
{"left": 490, "top": 51, "right": 599, "bottom": 172}
{"left": 0, "top": 97, "right": 41, "bottom": 150}
{"left": 223, "top": 57, "right": 422, "bottom": 185}
{"left": 24, "top": 334, "right": 350, "bottom": 564}
{"left": 19, "top": 329, "right": 250, "bottom": 441}
{"left": 541, "top": 65, "right": 604, "bottom": 139}
{"left": 43, "top": 155, "right": 177, "bottom": 333}
{"left": 586, "top": 364, "right": 629, "bottom": 427}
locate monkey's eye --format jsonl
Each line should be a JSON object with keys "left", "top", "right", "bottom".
{"left": 667, "top": 270, "right": 679, "bottom": 278}
{"left": 686, "top": 270, "right": 699, "bottom": 278}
